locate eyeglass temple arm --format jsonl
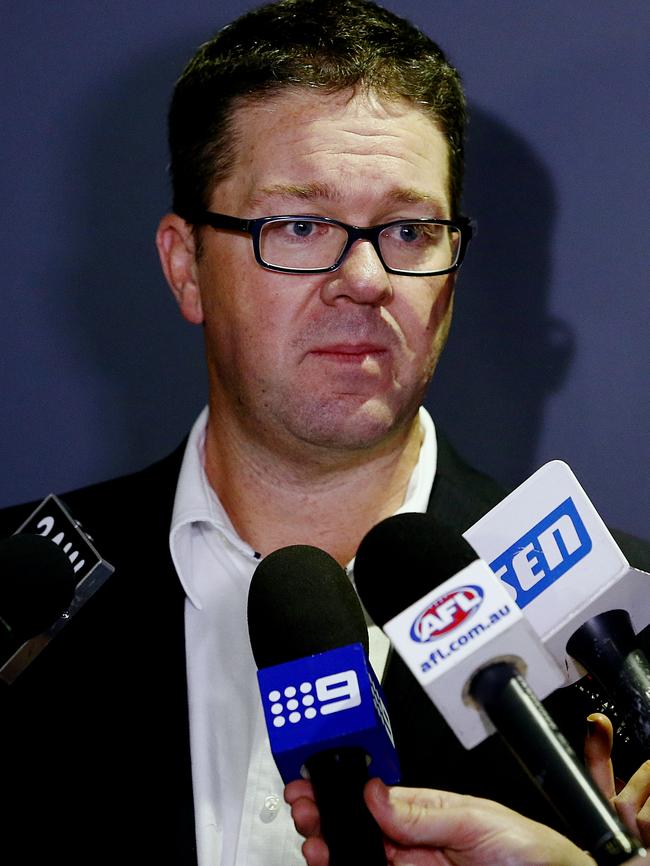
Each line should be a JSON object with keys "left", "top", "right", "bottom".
{"left": 179, "top": 210, "right": 252, "bottom": 233}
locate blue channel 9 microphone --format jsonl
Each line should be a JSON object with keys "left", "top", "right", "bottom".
{"left": 354, "top": 514, "right": 646, "bottom": 866}
{"left": 464, "top": 460, "right": 650, "bottom": 756}
{"left": 247, "top": 544, "right": 399, "bottom": 866}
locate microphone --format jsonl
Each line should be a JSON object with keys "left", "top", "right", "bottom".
{"left": 354, "top": 514, "right": 646, "bottom": 866}
{"left": 463, "top": 460, "right": 650, "bottom": 753}
{"left": 247, "top": 544, "right": 399, "bottom": 866}
{"left": 0, "top": 533, "right": 77, "bottom": 653}
{"left": 566, "top": 609, "right": 650, "bottom": 752}
{"left": 1, "top": 494, "right": 114, "bottom": 684}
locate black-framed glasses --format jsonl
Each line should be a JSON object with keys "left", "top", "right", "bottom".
{"left": 189, "top": 211, "right": 474, "bottom": 276}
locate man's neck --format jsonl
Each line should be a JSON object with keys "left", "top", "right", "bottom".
{"left": 203, "top": 411, "right": 423, "bottom": 566}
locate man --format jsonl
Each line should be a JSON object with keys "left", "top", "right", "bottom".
{"left": 2, "top": 2, "right": 648, "bottom": 865}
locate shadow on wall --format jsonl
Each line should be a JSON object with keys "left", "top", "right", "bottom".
{"left": 426, "top": 106, "right": 575, "bottom": 490}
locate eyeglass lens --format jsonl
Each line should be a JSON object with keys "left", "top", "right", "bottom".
{"left": 258, "top": 219, "right": 461, "bottom": 273}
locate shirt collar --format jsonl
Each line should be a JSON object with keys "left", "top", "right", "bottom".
{"left": 170, "top": 405, "right": 438, "bottom": 606}
{"left": 397, "top": 405, "right": 437, "bottom": 516}
{"left": 170, "top": 406, "right": 259, "bottom": 609}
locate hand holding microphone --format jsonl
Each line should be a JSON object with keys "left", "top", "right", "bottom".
{"left": 286, "top": 777, "right": 642, "bottom": 866}
{"left": 247, "top": 544, "right": 399, "bottom": 866}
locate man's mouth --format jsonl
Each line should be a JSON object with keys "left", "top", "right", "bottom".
{"left": 309, "top": 343, "right": 387, "bottom": 361}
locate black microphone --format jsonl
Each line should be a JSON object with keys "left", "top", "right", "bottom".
{"left": 248, "top": 544, "right": 397, "bottom": 866}
{"left": 1, "top": 494, "right": 114, "bottom": 684}
{"left": 566, "top": 610, "right": 650, "bottom": 754}
{"left": 0, "top": 533, "right": 77, "bottom": 657}
{"left": 354, "top": 513, "right": 646, "bottom": 866}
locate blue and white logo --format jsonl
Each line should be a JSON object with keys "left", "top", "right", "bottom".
{"left": 490, "top": 497, "right": 592, "bottom": 607}
{"left": 264, "top": 669, "right": 361, "bottom": 729}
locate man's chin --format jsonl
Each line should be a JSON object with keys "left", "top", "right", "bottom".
{"left": 288, "top": 397, "right": 416, "bottom": 453}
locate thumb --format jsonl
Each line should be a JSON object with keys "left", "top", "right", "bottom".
{"left": 364, "top": 778, "right": 476, "bottom": 849}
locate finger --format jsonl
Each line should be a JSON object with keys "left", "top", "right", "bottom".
{"left": 584, "top": 713, "right": 616, "bottom": 800}
{"left": 288, "top": 795, "right": 322, "bottom": 838}
{"left": 285, "top": 779, "right": 322, "bottom": 838}
{"left": 364, "top": 778, "right": 479, "bottom": 849}
{"left": 284, "top": 779, "right": 315, "bottom": 805}
{"left": 302, "top": 835, "right": 331, "bottom": 866}
{"left": 612, "top": 760, "right": 650, "bottom": 845}
{"left": 638, "top": 795, "right": 650, "bottom": 847}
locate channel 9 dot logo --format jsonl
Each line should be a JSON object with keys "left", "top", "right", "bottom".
{"left": 268, "top": 682, "right": 317, "bottom": 727}
{"left": 267, "top": 670, "right": 361, "bottom": 727}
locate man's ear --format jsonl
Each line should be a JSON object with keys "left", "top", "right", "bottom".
{"left": 156, "top": 214, "right": 204, "bottom": 324}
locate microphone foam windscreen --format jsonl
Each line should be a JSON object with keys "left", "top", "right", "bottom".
{"left": 0, "top": 533, "right": 78, "bottom": 640}
{"left": 247, "top": 544, "right": 368, "bottom": 668}
{"left": 354, "top": 512, "right": 478, "bottom": 626}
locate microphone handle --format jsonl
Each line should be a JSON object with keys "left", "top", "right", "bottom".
{"left": 469, "top": 661, "right": 644, "bottom": 866}
{"left": 305, "top": 747, "right": 387, "bottom": 866}
{"left": 566, "top": 609, "right": 650, "bottom": 753}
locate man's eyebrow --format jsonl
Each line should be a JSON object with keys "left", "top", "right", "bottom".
{"left": 386, "top": 189, "right": 446, "bottom": 208}
{"left": 252, "top": 183, "right": 342, "bottom": 205}
{"left": 252, "top": 184, "right": 447, "bottom": 210}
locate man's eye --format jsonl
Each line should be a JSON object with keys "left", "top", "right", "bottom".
{"left": 399, "top": 224, "right": 421, "bottom": 242}
{"left": 288, "top": 221, "right": 315, "bottom": 238}
{"left": 391, "top": 223, "right": 444, "bottom": 244}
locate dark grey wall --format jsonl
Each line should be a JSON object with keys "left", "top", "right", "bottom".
{"left": 2, "top": 1, "right": 648, "bottom": 537}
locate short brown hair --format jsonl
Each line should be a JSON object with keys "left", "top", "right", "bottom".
{"left": 169, "top": 0, "right": 466, "bottom": 218}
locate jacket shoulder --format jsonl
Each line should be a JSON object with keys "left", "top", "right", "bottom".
{"left": 427, "top": 431, "right": 509, "bottom": 531}
{"left": 0, "top": 440, "right": 187, "bottom": 545}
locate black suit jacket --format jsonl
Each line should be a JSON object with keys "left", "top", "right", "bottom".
{"left": 2, "top": 435, "right": 649, "bottom": 865}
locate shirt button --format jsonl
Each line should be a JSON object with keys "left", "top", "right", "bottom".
{"left": 260, "top": 794, "right": 281, "bottom": 823}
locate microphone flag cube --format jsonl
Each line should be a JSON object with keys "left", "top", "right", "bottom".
{"left": 382, "top": 558, "right": 565, "bottom": 748}
{"left": 464, "top": 460, "right": 650, "bottom": 682}
{"left": 257, "top": 642, "right": 400, "bottom": 785}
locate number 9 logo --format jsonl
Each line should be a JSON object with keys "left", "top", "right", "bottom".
{"left": 316, "top": 670, "right": 361, "bottom": 715}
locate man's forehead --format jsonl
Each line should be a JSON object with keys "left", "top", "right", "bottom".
{"left": 218, "top": 87, "right": 451, "bottom": 210}
{"left": 231, "top": 85, "right": 443, "bottom": 140}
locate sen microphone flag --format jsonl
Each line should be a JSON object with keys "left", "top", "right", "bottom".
{"left": 257, "top": 642, "right": 400, "bottom": 785}
{"left": 464, "top": 460, "right": 650, "bottom": 683}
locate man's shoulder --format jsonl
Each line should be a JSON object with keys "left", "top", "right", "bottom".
{"left": 428, "top": 431, "right": 509, "bottom": 531}
{"left": 1, "top": 442, "right": 194, "bottom": 862}
{"left": 0, "top": 439, "right": 187, "bottom": 549}
{"left": 429, "top": 432, "right": 650, "bottom": 570}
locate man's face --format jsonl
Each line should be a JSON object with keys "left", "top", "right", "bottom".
{"left": 190, "top": 88, "right": 455, "bottom": 457}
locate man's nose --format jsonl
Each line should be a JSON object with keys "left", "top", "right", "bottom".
{"left": 319, "top": 239, "right": 393, "bottom": 306}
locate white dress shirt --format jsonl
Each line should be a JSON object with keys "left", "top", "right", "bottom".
{"left": 169, "top": 405, "right": 438, "bottom": 866}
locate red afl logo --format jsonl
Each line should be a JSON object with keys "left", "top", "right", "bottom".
{"left": 409, "top": 585, "right": 484, "bottom": 642}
